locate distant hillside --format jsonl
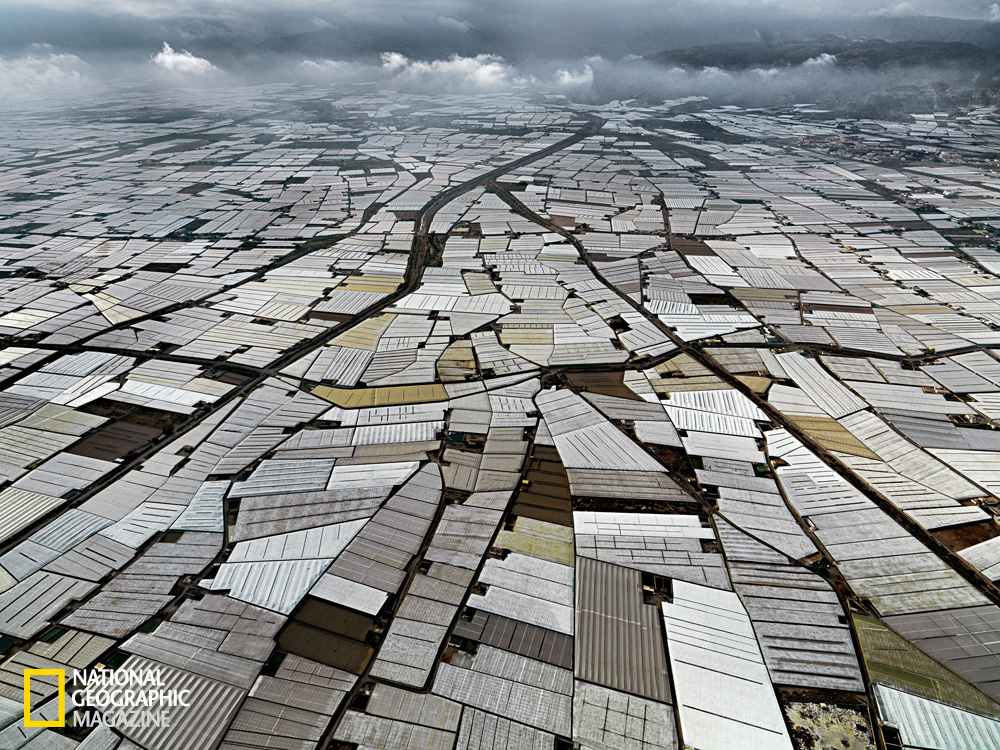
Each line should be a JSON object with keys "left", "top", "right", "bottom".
{"left": 647, "top": 38, "right": 997, "bottom": 70}
{"left": 974, "top": 63, "right": 1000, "bottom": 104}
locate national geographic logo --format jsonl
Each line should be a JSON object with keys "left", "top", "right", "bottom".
{"left": 23, "top": 669, "right": 66, "bottom": 727}
{"left": 23, "top": 667, "right": 191, "bottom": 729}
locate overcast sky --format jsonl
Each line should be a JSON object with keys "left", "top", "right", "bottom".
{"left": 2, "top": 0, "right": 997, "bottom": 20}
{"left": 0, "top": 0, "right": 997, "bottom": 101}
{"left": 2, "top": 0, "right": 999, "bottom": 54}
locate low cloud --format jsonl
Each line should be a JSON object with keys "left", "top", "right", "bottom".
{"left": 868, "top": 2, "right": 915, "bottom": 16}
{"left": 0, "top": 52, "right": 86, "bottom": 97}
{"left": 300, "top": 58, "right": 354, "bottom": 74}
{"left": 299, "top": 52, "right": 627, "bottom": 93}
{"left": 989, "top": 3, "right": 1000, "bottom": 22}
{"left": 380, "top": 52, "right": 519, "bottom": 88}
{"left": 556, "top": 64, "right": 595, "bottom": 86}
{"left": 298, "top": 51, "right": 636, "bottom": 93}
{"left": 152, "top": 42, "right": 216, "bottom": 75}
{"left": 437, "top": 16, "right": 473, "bottom": 33}
{"left": 298, "top": 58, "right": 371, "bottom": 85}
{"left": 803, "top": 53, "right": 838, "bottom": 66}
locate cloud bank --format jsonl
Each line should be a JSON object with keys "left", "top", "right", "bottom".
{"left": 0, "top": 51, "right": 86, "bottom": 99}
{"left": 290, "top": 49, "right": 983, "bottom": 111}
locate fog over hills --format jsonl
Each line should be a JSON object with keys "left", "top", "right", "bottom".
{"left": 637, "top": 37, "right": 1000, "bottom": 115}
{"left": 647, "top": 38, "right": 997, "bottom": 70}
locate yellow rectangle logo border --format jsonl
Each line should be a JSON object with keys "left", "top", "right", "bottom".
{"left": 23, "top": 669, "right": 65, "bottom": 728}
